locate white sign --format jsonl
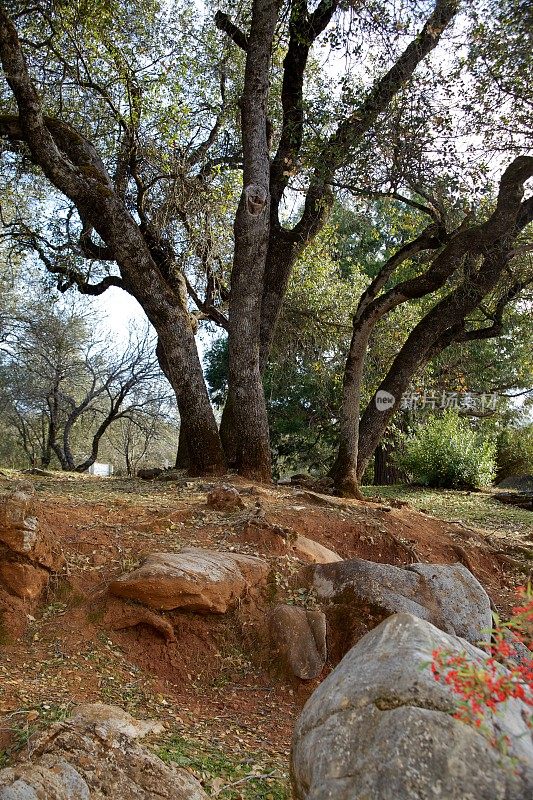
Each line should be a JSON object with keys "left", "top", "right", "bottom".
{"left": 88, "top": 462, "right": 114, "bottom": 477}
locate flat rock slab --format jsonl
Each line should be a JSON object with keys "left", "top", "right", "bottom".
{"left": 311, "top": 558, "right": 491, "bottom": 645}
{"left": 109, "top": 547, "right": 269, "bottom": 612}
{"left": 291, "top": 613, "right": 533, "bottom": 800}
{"left": 292, "top": 535, "right": 342, "bottom": 564}
{"left": 269, "top": 604, "right": 327, "bottom": 680}
{"left": 0, "top": 703, "right": 207, "bottom": 800}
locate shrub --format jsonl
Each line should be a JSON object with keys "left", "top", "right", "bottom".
{"left": 430, "top": 584, "right": 533, "bottom": 750}
{"left": 496, "top": 424, "right": 533, "bottom": 482}
{"left": 397, "top": 410, "right": 496, "bottom": 489}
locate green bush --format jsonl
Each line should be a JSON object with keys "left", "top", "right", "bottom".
{"left": 496, "top": 424, "right": 533, "bottom": 481}
{"left": 397, "top": 411, "right": 496, "bottom": 489}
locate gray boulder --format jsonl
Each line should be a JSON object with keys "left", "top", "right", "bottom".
{"left": 291, "top": 613, "right": 533, "bottom": 800}
{"left": 311, "top": 558, "right": 491, "bottom": 645}
{"left": 0, "top": 703, "right": 207, "bottom": 800}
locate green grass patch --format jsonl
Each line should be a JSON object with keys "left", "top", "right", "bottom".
{"left": 0, "top": 703, "right": 71, "bottom": 768}
{"left": 157, "top": 734, "right": 289, "bottom": 799}
{"left": 364, "top": 485, "right": 532, "bottom": 537}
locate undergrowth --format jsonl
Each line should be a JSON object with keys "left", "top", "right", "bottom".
{"left": 157, "top": 733, "right": 290, "bottom": 799}
{"left": 0, "top": 703, "right": 71, "bottom": 767}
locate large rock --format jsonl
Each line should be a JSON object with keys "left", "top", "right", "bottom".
{"left": 0, "top": 486, "right": 65, "bottom": 636}
{"left": 109, "top": 547, "right": 269, "bottom": 612}
{"left": 0, "top": 703, "right": 207, "bottom": 799}
{"left": 269, "top": 604, "right": 327, "bottom": 680}
{"left": 0, "top": 486, "right": 64, "bottom": 572}
{"left": 291, "top": 613, "right": 533, "bottom": 800}
{"left": 311, "top": 558, "right": 491, "bottom": 645}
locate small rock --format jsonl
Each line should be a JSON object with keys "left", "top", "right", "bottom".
{"left": 0, "top": 563, "right": 49, "bottom": 602}
{"left": 68, "top": 703, "right": 165, "bottom": 740}
{"left": 292, "top": 535, "right": 342, "bottom": 564}
{"left": 206, "top": 485, "right": 245, "bottom": 512}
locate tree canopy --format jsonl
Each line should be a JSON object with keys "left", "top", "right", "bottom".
{"left": 0, "top": 0, "right": 531, "bottom": 486}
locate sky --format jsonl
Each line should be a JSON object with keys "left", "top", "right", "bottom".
{"left": 96, "top": 285, "right": 215, "bottom": 364}
{"left": 98, "top": 287, "right": 147, "bottom": 344}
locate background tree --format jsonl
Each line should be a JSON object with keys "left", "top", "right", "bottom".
{"left": 0, "top": 0, "right": 462, "bottom": 479}
{"left": 102, "top": 398, "right": 178, "bottom": 476}
{"left": 0, "top": 302, "right": 167, "bottom": 471}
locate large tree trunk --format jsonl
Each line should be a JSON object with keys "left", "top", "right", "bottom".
{"left": 227, "top": 0, "right": 280, "bottom": 481}
{"left": 152, "top": 309, "right": 225, "bottom": 475}
{"left": 374, "top": 439, "right": 405, "bottom": 485}
{"left": 219, "top": 395, "right": 239, "bottom": 467}
{"left": 175, "top": 423, "right": 190, "bottom": 469}
{"left": 329, "top": 322, "right": 372, "bottom": 498}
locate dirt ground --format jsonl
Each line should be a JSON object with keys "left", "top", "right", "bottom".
{"left": 0, "top": 471, "right": 531, "bottom": 787}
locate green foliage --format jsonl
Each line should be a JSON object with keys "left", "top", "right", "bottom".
{"left": 398, "top": 410, "right": 496, "bottom": 489}
{"left": 157, "top": 734, "right": 289, "bottom": 799}
{"left": 496, "top": 424, "right": 533, "bottom": 481}
{"left": 205, "top": 220, "right": 365, "bottom": 474}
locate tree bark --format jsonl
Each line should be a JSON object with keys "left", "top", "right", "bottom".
{"left": 219, "top": 395, "right": 239, "bottom": 467}
{"left": 374, "top": 439, "right": 404, "bottom": 485}
{"left": 329, "top": 322, "right": 372, "bottom": 498}
{"left": 175, "top": 423, "right": 190, "bottom": 469}
{"left": 227, "top": 0, "right": 280, "bottom": 480}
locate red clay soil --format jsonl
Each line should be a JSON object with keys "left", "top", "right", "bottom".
{"left": 0, "top": 473, "right": 530, "bottom": 762}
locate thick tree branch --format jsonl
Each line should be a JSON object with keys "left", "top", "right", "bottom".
{"left": 0, "top": 114, "right": 112, "bottom": 184}
{"left": 215, "top": 10, "right": 249, "bottom": 51}
{"left": 355, "top": 156, "right": 533, "bottom": 328}
{"left": 79, "top": 224, "right": 115, "bottom": 261}
{"left": 355, "top": 223, "right": 448, "bottom": 322}
{"left": 292, "top": 0, "right": 459, "bottom": 242}
{"left": 270, "top": 0, "right": 340, "bottom": 208}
